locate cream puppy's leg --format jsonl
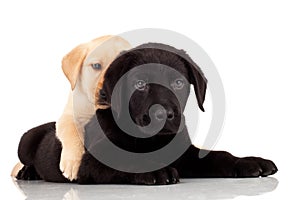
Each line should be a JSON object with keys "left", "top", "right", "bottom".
{"left": 56, "top": 93, "right": 84, "bottom": 180}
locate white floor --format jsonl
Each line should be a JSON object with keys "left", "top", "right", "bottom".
{"left": 10, "top": 178, "right": 278, "bottom": 200}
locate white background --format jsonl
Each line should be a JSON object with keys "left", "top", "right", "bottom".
{"left": 0, "top": 0, "right": 299, "bottom": 199}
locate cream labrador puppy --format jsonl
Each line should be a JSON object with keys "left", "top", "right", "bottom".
{"left": 12, "top": 36, "right": 131, "bottom": 180}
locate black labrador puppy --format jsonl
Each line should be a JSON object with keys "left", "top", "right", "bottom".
{"left": 16, "top": 43, "right": 277, "bottom": 184}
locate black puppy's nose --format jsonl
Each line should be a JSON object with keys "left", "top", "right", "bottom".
{"left": 99, "top": 89, "right": 106, "bottom": 100}
{"left": 154, "top": 109, "right": 174, "bottom": 121}
{"left": 154, "top": 109, "right": 165, "bottom": 121}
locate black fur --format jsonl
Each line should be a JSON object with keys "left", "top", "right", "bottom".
{"left": 16, "top": 43, "right": 277, "bottom": 185}
{"left": 17, "top": 122, "right": 69, "bottom": 182}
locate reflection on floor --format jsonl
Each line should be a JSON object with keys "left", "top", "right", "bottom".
{"left": 13, "top": 177, "right": 278, "bottom": 200}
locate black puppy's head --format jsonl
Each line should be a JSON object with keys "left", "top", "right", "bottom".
{"left": 99, "top": 43, "right": 207, "bottom": 135}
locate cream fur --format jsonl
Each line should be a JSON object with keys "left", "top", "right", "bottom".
{"left": 11, "top": 162, "right": 24, "bottom": 178}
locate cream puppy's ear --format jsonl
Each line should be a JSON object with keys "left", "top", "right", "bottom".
{"left": 62, "top": 44, "right": 88, "bottom": 90}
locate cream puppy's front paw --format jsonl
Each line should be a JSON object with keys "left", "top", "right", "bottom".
{"left": 59, "top": 147, "right": 84, "bottom": 181}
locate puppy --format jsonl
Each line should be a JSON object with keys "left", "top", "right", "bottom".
{"left": 11, "top": 36, "right": 131, "bottom": 180}
{"left": 15, "top": 43, "right": 277, "bottom": 184}
{"left": 77, "top": 43, "right": 278, "bottom": 184}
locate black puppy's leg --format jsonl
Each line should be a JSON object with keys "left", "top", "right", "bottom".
{"left": 18, "top": 122, "right": 56, "bottom": 166}
{"left": 16, "top": 166, "right": 41, "bottom": 180}
{"left": 77, "top": 152, "right": 120, "bottom": 184}
{"left": 77, "top": 152, "right": 179, "bottom": 185}
{"left": 173, "top": 145, "right": 278, "bottom": 178}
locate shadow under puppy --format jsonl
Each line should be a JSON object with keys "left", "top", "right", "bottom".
{"left": 16, "top": 43, "right": 277, "bottom": 184}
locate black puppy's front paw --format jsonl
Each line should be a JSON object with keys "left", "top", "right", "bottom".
{"left": 234, "top": 157, "right": 278, "bottom": 177}
{"left": 131, "top": 167, "right": 179, "bottom": 185}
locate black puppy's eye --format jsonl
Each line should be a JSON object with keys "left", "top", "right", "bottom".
{"left": 135, "top": 80, "right": 147, "bottom": 91}
{"left": 91, "top": 63, "right": 102, "bottom": 70}
{"left": 172, "top": 79, "right": 185, "bottom": 90}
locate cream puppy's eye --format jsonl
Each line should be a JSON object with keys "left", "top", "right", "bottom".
{"left": 91, "top": 63, "right": 102, "bottom": 70}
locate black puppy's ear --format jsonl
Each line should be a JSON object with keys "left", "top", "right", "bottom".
{"left": 181, "top": 53, "right": 207, "bottom": 112}
{"left": 190, "top": 65, "right": 207, "bottom": 111}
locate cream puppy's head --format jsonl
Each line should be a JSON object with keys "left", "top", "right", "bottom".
{"left": 62, "top": 36, "right": 131, "bottom": 110}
